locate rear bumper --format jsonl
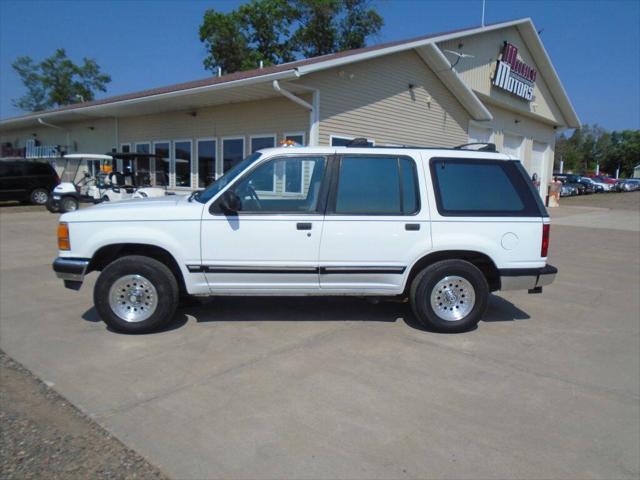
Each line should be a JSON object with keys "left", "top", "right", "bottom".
{"left": 53, "top": 257, "right": 90, "bottom": 289}
{"left": 499, "top": 265, "right": 557, "bottom": 291}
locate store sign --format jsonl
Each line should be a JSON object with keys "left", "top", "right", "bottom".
{"left": 492, "top": 42, "right": 537, "bottom": 101}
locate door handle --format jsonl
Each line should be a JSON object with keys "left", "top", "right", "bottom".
{"left": 405, "top": 223, "right": 420, "bottom": 231}
{"left": 297, "top": 223, "right": 312, "bottom": 230}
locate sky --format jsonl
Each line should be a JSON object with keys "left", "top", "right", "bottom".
{"left": 0, "top": 0, "right": 638, "bottom": 131}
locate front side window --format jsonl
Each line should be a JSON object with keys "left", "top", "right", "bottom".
{"left": 334, "top": 156, "right": 419, "bottom": 215}
{"left": 230, "top": 156, "right": 326, "bottom": 213}
{"left": 429, "top": 158, "right": 544, "bottom": 217}
{"left": 223, "top": 138, "right": 245, "bottom": 173}
{"left": 174, "top": 141, "right": 192, "bottom": 187}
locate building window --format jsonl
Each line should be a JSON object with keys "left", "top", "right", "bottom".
{"left": 250, "top": 135, "right": 276, "bottom": 153}
{"left": 120, "top": 143, "right": 131, "bottom": 153}
{"left": 284, "top": 132, "right": 305, "bottom": 146}
{"left": 197, "top": 139, "right": 216, "bottom": 188}
{"left": 174, "top": 140, "right": 192, "bottom": 188}
{"left": 223, "top": 137, "right": 245, "bottom": 173}
{"left": 153, "top": 141, "right": 170, "bottom": 186}
{"left": 330, "top": 135, "right": 375, "bottom": 147}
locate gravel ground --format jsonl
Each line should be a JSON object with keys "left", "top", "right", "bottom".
{"left": 560, "top": 190, "right": 640, "bottom": 210}
{"left": 0, "top": 351, "right": 168, "bottom": 480}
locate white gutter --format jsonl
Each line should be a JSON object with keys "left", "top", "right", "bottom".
{"left": 38, "top": 117, "right": 71, "bottom": 151}
{"left": 273, "top": 80, "right": 320, "bottom": 146}
{"left": 415, "top": 44, "right": 493, "bottom": 121}
{"left": 1, "top": 69, "right": 300, "bottom": 129}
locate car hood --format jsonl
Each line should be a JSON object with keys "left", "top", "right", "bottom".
{"left": 61, "top": 194, "right": 204, "bottom": 222}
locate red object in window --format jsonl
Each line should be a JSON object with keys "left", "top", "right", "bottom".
{"left": 541, "top": 224, "right": 550, "bottom": 257}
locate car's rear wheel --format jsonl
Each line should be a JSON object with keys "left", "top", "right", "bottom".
{"left": 410, "top": 259, "right": 489, "bottom": 333}
{"left": 60, "top": 196, "right": 79, "bottom": 213}
{"left": 30, "top": 188, "right": 49, "bottom": 205}
{"left": 94, "top": 255, "right": 179, "bottom": 334}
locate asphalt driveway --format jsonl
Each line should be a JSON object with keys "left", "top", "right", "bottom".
{"left": 1, "top": 194, "right": 638, "bottom": 479}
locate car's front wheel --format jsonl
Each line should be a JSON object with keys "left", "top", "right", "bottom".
{"left": 94, "top": 255, "right": 179, "bottom": 334}
{"left": 410, "top": 259, "right": 489, "bottom": 333}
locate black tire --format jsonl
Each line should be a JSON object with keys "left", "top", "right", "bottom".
{"left": 59, "top": 196, "right": 79, "bottom": 213}
{"left": 45, "top": 196, "right": 60, "bottom": 213}
{"left": 30, "top": 188, "right": 49, "bottom": 205}
{"left": 94, "top": 255, "right": 179, "bottom": 334}
{"left": 409, "top": 259, "right": 489, "bottom": 333}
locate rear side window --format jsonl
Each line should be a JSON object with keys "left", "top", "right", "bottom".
{"left": 334, "top": 156, "right": 419, "bottom": 215}
{"left": 429, "top": 158, "right": 544, "bottom": 217}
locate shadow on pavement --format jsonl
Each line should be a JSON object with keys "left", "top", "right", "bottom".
{"left": 83, "top": 293, "right": 529, "bottom": 335}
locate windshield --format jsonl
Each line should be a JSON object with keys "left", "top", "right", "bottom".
{"left": 193, "top": 152, "right": 262, "bottom": 203}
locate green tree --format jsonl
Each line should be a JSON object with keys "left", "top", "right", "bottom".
{"left": 199, "top": 0, "right": 383, "bottom": 75}
{"left": 555, "top": 125, "right": 640, "bottom": 177}
{"left": 12, "top": 49, "right": 111, "bottom": 112}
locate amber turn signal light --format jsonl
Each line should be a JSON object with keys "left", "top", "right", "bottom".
{"left": 58, "top": 222, "right": 70, "bottom": 250}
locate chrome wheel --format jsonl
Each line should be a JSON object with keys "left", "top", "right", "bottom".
{"left": 108, "top": 274, "right": 158, "bottom": 323}
{"left": 32, "top": 190, "right": 48, "bottom": 204}
{"left": 430, "top": 275, "right": 475, "bottom": 321}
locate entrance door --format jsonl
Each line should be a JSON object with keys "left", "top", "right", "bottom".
{"left": 318, "top": 154, "right": 431, "bottom": 293}
{"left": 531, "top": 141, "right": 548, "bottom": 196}
{"left": 200, "top": 155, "right": 328, "bottom": 291}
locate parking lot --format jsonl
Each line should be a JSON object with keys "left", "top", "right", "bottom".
{"left": 1, "top": 193, "right": 639, "bottom": 479}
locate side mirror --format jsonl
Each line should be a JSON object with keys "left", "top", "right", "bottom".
{"left": 216, "top": 190, "right": 241, "bottom": 214}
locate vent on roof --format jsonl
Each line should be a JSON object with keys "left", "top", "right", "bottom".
{"left": 454, "top": 142, "right": 497, "bottom": 152}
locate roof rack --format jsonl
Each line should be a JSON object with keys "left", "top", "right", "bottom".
{"left": 344, "top": 138, "right": 498, "bottom": 153}
{"left": 453, "top": 142, "right": 497, "bottom": 152}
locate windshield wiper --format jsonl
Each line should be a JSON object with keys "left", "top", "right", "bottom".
{"left": 188, "top": 191, "right": 200, "bottom": 202}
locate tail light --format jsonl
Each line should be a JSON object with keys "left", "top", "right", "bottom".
{"left": 57, "top": 222, "right": 70, "bottom": 250}
{"left": 541, "top": 223, "right": 550, "bottom": 257}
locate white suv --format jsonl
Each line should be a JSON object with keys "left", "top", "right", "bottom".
{"left": 53, "top": 144, "right": 556, "bottom": 334}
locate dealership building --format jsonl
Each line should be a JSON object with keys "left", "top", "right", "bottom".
{"left": 0, "top": 17, "right": 579, "bottom": 196}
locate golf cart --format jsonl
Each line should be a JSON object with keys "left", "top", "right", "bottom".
{"left": 109, "top": 152, "right": 169, "bottom": 200}
{"left": 47, "top": 153, "right": 168, "bottom": 213}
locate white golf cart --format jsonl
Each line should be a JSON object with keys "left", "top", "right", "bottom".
{"left": 48, "top": 153, "right": 167, "bottom": 213}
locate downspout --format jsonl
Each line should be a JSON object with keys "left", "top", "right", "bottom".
{"left": 272, "top": 80, "right": 320, "bottom": 146}
{"left": 37, "top": 117, "right": 71, "bottom": 155}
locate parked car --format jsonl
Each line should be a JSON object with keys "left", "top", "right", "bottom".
{"left": 53, "top": 142, "right": 557, "bottom": 334}
{"left": 581, "top": 176, "right": 607, "bottom": 192}
{"left": 560, "top": 183, "right": 578, "bottom": 197}
{"left": 619, "top": 179, "right": 640, "bottom": 192}
{"left": 0, "top": 159, "right": 59, "bottom": 205}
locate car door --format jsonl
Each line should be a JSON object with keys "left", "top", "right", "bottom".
{"left": 200, "top": 154, "right": 329, "bottom": 292}
{"left": 0, "top": 162, "right": 26, "bottom": 201}
{"left": 318, "top": 153, "right": 431, "bottom": 293}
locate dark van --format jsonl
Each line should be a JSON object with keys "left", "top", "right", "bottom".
{"left": 0, "top": 160, "right": 59, "bottom": 205}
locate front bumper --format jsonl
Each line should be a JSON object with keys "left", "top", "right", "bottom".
{"left": 499, "top": 265, "right": 557, "bottom": 292}
{"left": 53, "top": 257, "right": 90, "bottom": 289}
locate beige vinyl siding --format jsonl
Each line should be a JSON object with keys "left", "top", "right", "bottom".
{"left": 438, "top": 27, "right": 567, "bottom": 126}
{"left": 118, "top": 96, "right": 309, "bottom": 145}
{"left": 299, "top": 50, "right": 469, "bottom": 147}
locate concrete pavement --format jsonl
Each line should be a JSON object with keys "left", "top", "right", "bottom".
{"left": 0, "top": 196, "right": 638, "bottom": 479}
